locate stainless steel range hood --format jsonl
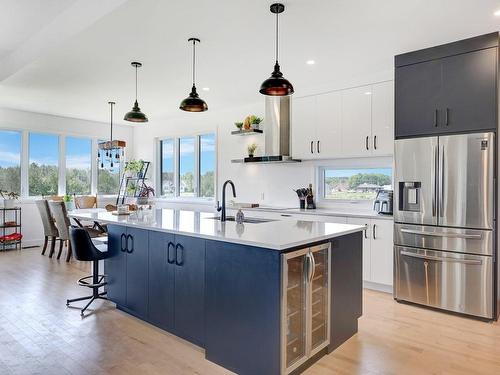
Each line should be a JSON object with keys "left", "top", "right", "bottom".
{"left": 232, "top": 96, "right": 301, "bottom": 164}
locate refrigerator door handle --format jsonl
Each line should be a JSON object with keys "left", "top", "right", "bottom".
{"left": 432, "top": 144, "right": 438, "bottom": 217}
{"left": 400, "top": 228, "right": 483, "bottom": 240}
{"left": 439, "top": 145, "right": 445, "bottom": 218}
{"left": 400, "top": 250, "right": 483, "bottom": 265}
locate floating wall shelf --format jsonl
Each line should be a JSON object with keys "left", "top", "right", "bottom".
{"left": 231, "top": 129, "right": 263, "bottom": 136}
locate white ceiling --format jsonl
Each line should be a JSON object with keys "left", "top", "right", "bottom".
{"left": 1, "top": 0, "right": 500, "bottom": 125}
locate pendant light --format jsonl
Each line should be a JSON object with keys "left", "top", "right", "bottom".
{"left": 98, "top": 101, "right": 126, "bottom": 170}
{"left": 180, "top": 38, "right": 208, "bottom": 112}
{"left": 259, "top": 3, "right": 294, "bottom": 96}
{"left": 124, "top": 61, "right": 148, "bottom": 122}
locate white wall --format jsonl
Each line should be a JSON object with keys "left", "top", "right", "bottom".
{"left": 0, "top": 107, "right": 134, "bottom": 246}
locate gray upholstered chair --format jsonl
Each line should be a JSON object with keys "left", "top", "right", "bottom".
{"left": 35, "top": 200, "right": 59, "bottom": 257}
{"left": 49, "top": 201, "right": 73, "bottom": 262}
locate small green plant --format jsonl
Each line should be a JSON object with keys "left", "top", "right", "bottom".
{"left": 249, "top": 115, "right": 263, "bottom": 125}
{"left": 125, "top": 159, "right": 145, "bottom": 173}
{"left": 62, "top": 195, "right": 73, "bottom": 203}
{"left": 234, "top": 122, "right": 243, "bottom": 129}
{"left": 126, "top": 183, "right": 137, "bottom": 195}
{"left": 0, "top": 191, "right": 20, "bottom": 200}
{"left": 247, "top": 143, "right": 257, "bottom": 156}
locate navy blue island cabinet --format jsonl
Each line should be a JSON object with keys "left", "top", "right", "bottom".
{"left": 105, "top": 224, "right": 362, "bottom": 375}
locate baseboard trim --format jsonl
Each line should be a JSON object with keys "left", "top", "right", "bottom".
{"left": 363, "top": 281, "right": 393, "bottom": 294}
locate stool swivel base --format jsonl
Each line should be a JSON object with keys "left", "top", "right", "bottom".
{"left": 67, "top": 260, "right": 107, "bottom": 317}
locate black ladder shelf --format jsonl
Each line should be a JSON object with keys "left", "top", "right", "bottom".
{"left": 116, "top": 161, "right": 150, "bottom": 205}
{"left": 0, "top": 207, "right": 22, "bottom": 251}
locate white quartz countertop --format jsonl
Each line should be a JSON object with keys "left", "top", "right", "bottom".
{"left": 229, "top": 205, "right": 393, "bottom": 220}
{"left": 69, "top": 208, "right": 364, "bottom": 251}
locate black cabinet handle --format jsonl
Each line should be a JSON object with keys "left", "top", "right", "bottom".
{"left": 120, "top": 233, "right": 126, "bottom": 252}
{"left": 317, "top": 140, "right": 320, "bottom": 153}
{"left": 373, "top": 135, "right": 377, "bottom": 150}
{"left": 310, "top": 141, "right": 314, "bottom": 154}
{"left": 364, "top": 224, "right": 369, "bottom": 239}
{"left": 167, "top": 242, "right": 175, "bottom": 264}
{"left": 175, "top": 243, "right": 184, "bottom": 266}
{"left": 365, "top": 136, "right": 369, "bottom": 150}
{"left": 445, "top": 108, "right": 449, "bottom": 126}
{"left": 373, "top": 224, "right": 377, "bottom": 240}
{"left": 434, "top": 109, "right": 438, "bottom": 127}
{"left": 126, "top": 234, "right": 133, "bottom": 254}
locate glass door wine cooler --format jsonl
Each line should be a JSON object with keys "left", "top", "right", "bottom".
{"left": 281, "top": 243, "right": 331, "bottom": 374}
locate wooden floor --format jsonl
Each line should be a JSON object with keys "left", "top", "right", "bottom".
{"left": 1, "top": 249, "right": 499, "bottom": 375}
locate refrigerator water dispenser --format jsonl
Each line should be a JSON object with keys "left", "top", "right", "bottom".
{"left": 399, "top": 181, "right": 421, "bottom": 212}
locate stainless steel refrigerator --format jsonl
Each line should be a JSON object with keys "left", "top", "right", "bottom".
{"left": 394, "top": 132, "right": 496, "bottom": 319}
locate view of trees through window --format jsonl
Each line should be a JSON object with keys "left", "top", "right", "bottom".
{"left": 29, "top": 133, "right": 59, "bottom": 196}
{"left": 324, "top": 168, "right": 392, "bottom": 200}
{"left": 160, "top": 133, "right": 215, "bottom": 199}
{"left": 200, "top": 134, "right": 215, "bottom": 197}
{"left": 0, "top": 130, "right": 21, "bottom": 194}
{"left": 66, "top": 137, "right": 91, "bottom": 195}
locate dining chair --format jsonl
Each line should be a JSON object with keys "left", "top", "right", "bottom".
{"left": 49, "top": 201, "right": 73, "bottom": 262}
{"left": 35, "top": 200, "right": 59, "bottom": 257}
{"left": 74, "top": 195, "right": 97, "bottom": 209}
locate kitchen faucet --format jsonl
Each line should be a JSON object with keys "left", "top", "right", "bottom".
{"left": 217, "top": 180, "right": 236, "bottom": 222}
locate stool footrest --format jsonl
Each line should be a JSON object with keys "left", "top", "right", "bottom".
{"left": 77, "top": 274, "right": 107, "bottom": 288}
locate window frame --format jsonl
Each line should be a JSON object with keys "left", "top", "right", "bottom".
{"left": 0, "top": 129, "right": 22, "bottom": 195}
{"left": 316, "top": 158, "right": 393, "bottom": 207}
{"left": 158, "top": 132, "right": 217, "bottom": 202}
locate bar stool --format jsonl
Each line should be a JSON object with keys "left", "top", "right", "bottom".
{"left": 66, "top": 227, "right": 108, "bottom": 317}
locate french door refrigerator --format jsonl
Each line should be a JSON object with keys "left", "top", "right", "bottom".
{"left": 281, "top": 243, "right": 331, "bottom": 374}
{"left": 394, "top": 132, "right": 496, "bottom": 319}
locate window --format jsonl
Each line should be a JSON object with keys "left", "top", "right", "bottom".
{"left": 199, "top": 134, "right": 215, "bottom": 198}
{"left": 97, "top": 140, "right": 121, "bottom": 195}
{"left": 160, "top": 139, "right": 175, "bottom": 196}
{"left": 66, "top": 137, "right": 92, "bottom": 195}
{"left": 0, "top": 130, "right": 21, "bottom": 194}
{"left": 29, "top": 133, "right": 59, "bottom": 196}
{"left": 159, "top": 133, "right": 216, "bottom": 199}
{"left": 321, "top": 167, "right": 392, "bottom": 201}
{"left": 179, "top": 137, "right": 196, "bottom": 197}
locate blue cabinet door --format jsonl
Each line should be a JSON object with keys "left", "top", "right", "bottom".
{"left": 148, "top": 230, "right": 175, "bottom": 331}
{"left": 105, "top": 225, "right": 127, "bottom": 307}
{"left": 125, "top": 227, "right": 149, "bottom": 319}
{"left": 173, "top": 235, "right": 205, "bottom": 346}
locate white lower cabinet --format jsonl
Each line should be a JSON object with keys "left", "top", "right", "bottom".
{"left": 347, "top": 217, "right": 393, "bottom": 290}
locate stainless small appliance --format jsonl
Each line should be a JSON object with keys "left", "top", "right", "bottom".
{"left": 394, "top": 132, "right": 496, "bottom": 319}
{"left": 373, "top": 190, "right": 393, "bottom": 215}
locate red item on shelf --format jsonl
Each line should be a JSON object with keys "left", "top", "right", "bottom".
{"left": 0, "top": 232, "right": 22, "bottom": 242}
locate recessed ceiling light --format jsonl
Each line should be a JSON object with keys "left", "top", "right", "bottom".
{"left": 364, "top": 91, "right": 372, "bottom": 95}
{"left": 202, "top": 87, "right": 210, "bottom": 91}
{"left": 494, "top": 9, "right": 500, "bottom": 16}
{"left": 306, "top": 60, "right": 315, "bottom": 65}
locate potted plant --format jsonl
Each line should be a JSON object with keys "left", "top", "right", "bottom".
{"left": 137, "top": 185, "right": 155, "bottom": 205}
{"left": 125, "top": 159, "right": 145, "bottom": 178}
{"left": 249, "top": 115, "right": 263, "bottom": 130}
{"left": 62, "top": 195, "right": 74, "bottom": 211}
{"left": 247, "top": 143, "right": 257, "bottom": 158}
{"left": 126, "top": 183, "right": 137, "bottom": 197}
{"left": 0, "top": 191, "right": 19, "bottom": 209}
{"left": 234, "top": 122, "right": 243, "bottom": 130}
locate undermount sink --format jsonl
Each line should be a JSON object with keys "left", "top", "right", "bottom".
{"left": 209, "top": 216, "right": 276, "bottom": 224}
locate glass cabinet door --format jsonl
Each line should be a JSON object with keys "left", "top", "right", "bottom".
{"left": 310, "top": 246, "right": 330, "bottom": 351}
{"left": 283, "top": 253, "right": 307, "bottom": 369}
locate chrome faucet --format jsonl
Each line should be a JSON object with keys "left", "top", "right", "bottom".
{"left": 217, "top": 180, "right": 236, "bottom": 222}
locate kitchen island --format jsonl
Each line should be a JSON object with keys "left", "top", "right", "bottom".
{"left": 69, "top": 208, "right": 364, "bottom": 375}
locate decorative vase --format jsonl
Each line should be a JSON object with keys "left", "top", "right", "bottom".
{"left": 137, "top": 197, "right": 149, "bottom": 205}
{"left": 251, "top": 123, "right": 260, "bottom": 130}
{"left": 248, "top": 153, "right": 254, "bottom": 158}
{"left": 3, "top": 199, "right": 14, "bottom": 209}
{"left": 64, "top": 201, "right": 75, "bottom": 211}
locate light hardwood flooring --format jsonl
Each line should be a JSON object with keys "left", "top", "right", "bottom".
{"left": 1, "top": 248, "right": 499, "bottom": 375}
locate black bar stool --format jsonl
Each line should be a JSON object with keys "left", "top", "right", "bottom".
{"left": 67, "top": 227, "right": 109, "bottom": 317}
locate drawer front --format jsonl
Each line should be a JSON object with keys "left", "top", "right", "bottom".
{"left": 394, "top": 223, "right": 493, "bottom": 256}
{"left": 395, "top": 246, "right": 493, "bottom": 318}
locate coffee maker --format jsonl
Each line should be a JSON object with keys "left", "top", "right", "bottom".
{"left": 373, "top": 190, "right": 393, "bottom": 215}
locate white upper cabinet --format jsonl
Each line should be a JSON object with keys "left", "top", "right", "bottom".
{"left": 371, "top": 81, "right": 394, "bottom": 156}
{"left": 291, "top": 81, "right": 394, "bottom": 160}
{"left": 316, "top": 91, "right": 342, "bottom": 159}
{"left": 341, "top": 85, "right": 372, "bottom": 157}
{"left": 291, "top": 95, "right": 317, "bottom": 159}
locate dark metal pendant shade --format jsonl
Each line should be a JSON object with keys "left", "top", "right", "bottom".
{"left": 124, "top": 62, "right": 148, "bottom": 122}
{"left": 180, "top": 38, "right": 208, "bottom": 112}
{"left": 180, "top": 85, "right": 208, "bottom": 112}
{"left": 260, "top": 3, "right": 294, "bottom": 96}
{"left": 124, "top": 100, "right": 149, "bottom": 122}
{"left": 260, "top": 62, "right": 294, "bottom": 96}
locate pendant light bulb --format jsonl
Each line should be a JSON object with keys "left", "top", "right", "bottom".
{"left": 180, "top": 38, "right": 208, "bottom": 112}
{"left": 259, "top": 3, "right": 294, "bottom": 96}
{"left": 124, "top": 62, "right": 148, "bottom": 122}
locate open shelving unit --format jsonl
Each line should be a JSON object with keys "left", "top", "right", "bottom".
{"left": 0, "top": 207, "right": 22, "bottom": 251}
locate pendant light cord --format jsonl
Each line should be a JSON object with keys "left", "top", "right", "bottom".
{"left": 275, "top": 10, "right": 279, "bottom": 64}
{"left": 192, "top": 39, "right": 196, "bottom": 86}
{"left": 110, "top": 102, "right": 114, "bottom": 142}
{"left": 135, "top": 65, "right": 138, "bottom": 101}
